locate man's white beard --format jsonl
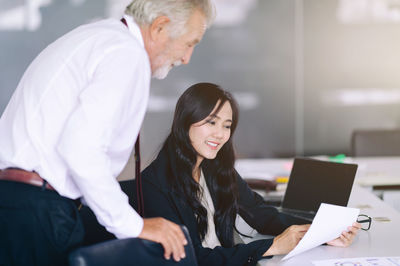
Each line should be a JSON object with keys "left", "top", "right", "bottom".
{"left": 152, "top": 60, "right": 182, "bottom": 80}
{"left": 152, "top": 64, "right": 171, "bottom": 80}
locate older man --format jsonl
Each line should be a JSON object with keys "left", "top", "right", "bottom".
{"left": 0, "top": 1, "right": 214, "bottom": 265}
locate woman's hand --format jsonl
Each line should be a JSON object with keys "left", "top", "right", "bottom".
{"left": 263, "top": 224, "right": 310, "bottom": 256}
{"left": 326, "top": 222, "right": 361, "bottom": 247}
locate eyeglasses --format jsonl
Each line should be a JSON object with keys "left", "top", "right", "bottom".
{"left": 357, "top": 214, "right": 372, "bottom": 231}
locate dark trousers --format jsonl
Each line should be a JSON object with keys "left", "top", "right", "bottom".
{"left": 0, "top": 180, "right": 84, "bottom": 266}
{"left": 1, "top": 179, "right": 197, "bottom": 266}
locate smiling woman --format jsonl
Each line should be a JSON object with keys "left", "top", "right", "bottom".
{"left": 189, "top": 99, "right": 233, "bottom": 179}
{"left": 141, "top": 83, "right": 309, "bottom": 266}
{"left": 140, "top": 82, "right": 361, "bottom": 266}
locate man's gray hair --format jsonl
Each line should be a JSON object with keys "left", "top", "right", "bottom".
{"left": 125, "top": 0, "right": 215, "bottom": 37}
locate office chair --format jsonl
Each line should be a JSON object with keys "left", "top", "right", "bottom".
{"left": 351, "top": 128, "right": 400, "bottom": 157}
{"left": 69, "top": 226, "right": 198, "bottom": 266}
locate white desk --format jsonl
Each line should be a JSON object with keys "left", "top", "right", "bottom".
{"left": 235, "top": 158, "right": 400, "bottom": 265}
{"left": 236, "top": 157, "right": 400, "bottom": 211}
{"left": 350, "top": 157, "right": 400, "bottom": 187}
{"left": 236, "top": 185, "right": 400, "bottom": 265}
{"left": 235, "top": 156, "right": 400, "bottom": 188}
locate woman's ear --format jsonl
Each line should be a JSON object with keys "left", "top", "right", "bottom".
{"left": 149, "top": 15, "right": 171, "bottom": 42}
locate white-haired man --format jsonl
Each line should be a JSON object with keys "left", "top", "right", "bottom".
{"left": 0, "top": 1, "right": 215, "bottom": 265}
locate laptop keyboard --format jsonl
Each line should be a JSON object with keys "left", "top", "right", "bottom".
{"left": 279, "top": 208, "right": 316, "bottom": 221}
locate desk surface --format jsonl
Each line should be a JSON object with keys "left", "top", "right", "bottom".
{"left": 235, "top": 156, "right": 400, "bottom": 187}
{"left": 351, "top": 157, "right": 400, "bottom": 187}
{"left": 238, "top": 185, "right": 400, "bottom": 265}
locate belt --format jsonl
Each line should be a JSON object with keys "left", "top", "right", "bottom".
{"left": 0, "top": 168, "right": 55, "bottom": 191}
{"left": 0, "top": 168, "right": 83, "bottom": 210}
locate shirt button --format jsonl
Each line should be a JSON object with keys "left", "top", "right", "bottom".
{"left": 247, "top": 256, "right": 254, "bottom": 263}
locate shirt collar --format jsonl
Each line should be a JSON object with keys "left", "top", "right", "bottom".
{"left": 122, "top": 14, "right": 145, "bottom": 48}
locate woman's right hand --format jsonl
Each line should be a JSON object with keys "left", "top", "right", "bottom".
{"left": 263, "top": 224, "right": 310, "bottom": 256}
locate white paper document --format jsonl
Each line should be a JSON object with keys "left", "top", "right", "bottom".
{"left": 313, "top": 256, "right": 400, "bottom": 266}
{"left": 282, "top": 203, "right": 360, "bottom": 261}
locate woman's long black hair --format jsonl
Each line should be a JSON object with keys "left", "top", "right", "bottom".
{"left": 164, "top": 82, "right": 239, "bottom": 247}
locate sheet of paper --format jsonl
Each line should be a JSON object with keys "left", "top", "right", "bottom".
{"left": 313, "top": 256, "right": 400, "bottom": 266}
{"left": 282, "top": 203, "right": 360, "bottom": 261}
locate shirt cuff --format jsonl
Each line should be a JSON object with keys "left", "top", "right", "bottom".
{"left": 113, "top": 208, "right": 144, "bottom": 239}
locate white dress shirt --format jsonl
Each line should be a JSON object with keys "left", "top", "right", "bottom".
{"left": 0, "top": 15, "right": 150, "bottom": 239}
{"left": 198, "top": 170, "right": 221, "bottom": 249}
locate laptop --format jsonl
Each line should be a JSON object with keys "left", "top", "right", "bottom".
{"left": 278, "top": 157, "right": 358, "bottom": 221}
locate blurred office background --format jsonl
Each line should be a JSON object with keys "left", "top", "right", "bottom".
{"left": 1, "top": 0, "right": 400, "bottom": 172}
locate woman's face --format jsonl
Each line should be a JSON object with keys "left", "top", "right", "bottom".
{"left": 189, "top": 100, "right": 233, "bottom": 164}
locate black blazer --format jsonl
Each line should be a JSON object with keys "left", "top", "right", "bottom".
{"left": 141, "top": 144, "right": 307, "bottom": 266}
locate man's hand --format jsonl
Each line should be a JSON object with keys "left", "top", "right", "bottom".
{"left": 138, "top": 217, "right": 187, "bottom": 262}
{"left": 327, "top": 222, "right": 361, "bottom": 247}
{"left": 263, "top": 224, "right": 310, "bottom": 256}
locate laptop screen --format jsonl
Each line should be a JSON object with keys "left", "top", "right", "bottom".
{"left": 281, "top": 158, "right": 358, "bottom": 213}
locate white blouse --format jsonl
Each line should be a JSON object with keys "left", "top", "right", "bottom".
{"left": 198, "top": 170, "right": 222, "bottom": 249}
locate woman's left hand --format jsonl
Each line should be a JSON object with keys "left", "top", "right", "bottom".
{"left": 326, "top": 222, "right": 362, "bottom": 247}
